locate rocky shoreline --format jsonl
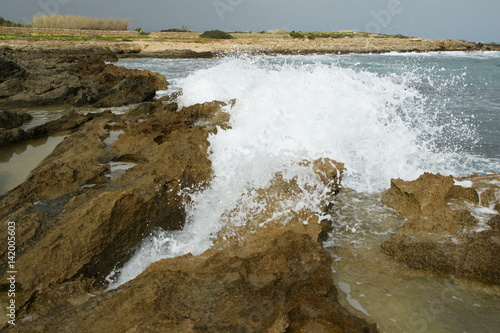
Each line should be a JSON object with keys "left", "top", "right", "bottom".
{"left": 0, "top": 46, "right": 499, "bottom": 331}
{"left": 1, "top": 34, "right": 499, "bottom": 60}
{"left": 0, "top": 47, "right": 166, "bottom": 109}
{"left": 0, "top": 96, "right": 377, "bottom": 332}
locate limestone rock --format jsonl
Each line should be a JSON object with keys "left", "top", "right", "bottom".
{"left": 0, "top": 48, "right": 167, "bottom": 108}
{"left": 381, "top": 173, "right": 500, "bottom": 284}
{"left": 10, "top": 231, "right": 376, "bottom": 333}
{"left": 0, "top": 111, "right": 105, "bottom": 146}
{"left": 0, "top": 100, "right": 376, "bottom": 330}
{"left": 0, "top": 57, "right": 25, "bottom": 82}
{"left": 0, "top": 101, "right": 224, "bottom": 318}
{"left": 5, "top": 155, "right": 375, "bottom": 332}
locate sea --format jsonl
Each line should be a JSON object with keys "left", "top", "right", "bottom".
{"left": 4, "top": 51, "right": 500, "bottom": 332}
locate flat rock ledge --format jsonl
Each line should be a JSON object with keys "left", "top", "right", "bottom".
{"left": 0, "top": 100, "right": 376, "bottom": 332}
{"left": 381, "top": 173, "right": 500, "bottom": 285}
{"left": 0, "top": 109, "right": 105, "bottom": 146}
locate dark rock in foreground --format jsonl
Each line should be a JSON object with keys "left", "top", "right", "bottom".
{"left": 0, "top": 109, "right": 32, "bottom": 130}
{"left": 381, "top": 173, "right": 500, "bottom": 285}
{"left": 0, "top": 47, "right": 167, "bottom": 109}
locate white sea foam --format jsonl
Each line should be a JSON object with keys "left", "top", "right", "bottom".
{"left": 109, "top": 54, "right": 494, "bottom": 288}
{"left": 454, "top": 179, "right": 474, "bottom": 188}
{"left": 178, "top": 56, "right": 482, "bottom": 191}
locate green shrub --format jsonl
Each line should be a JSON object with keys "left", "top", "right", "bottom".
{"left": 289, "top": 31, "right": 305, "bottom": 38}
{"left": 391, "top": 34, "right": 410, "bottom": 39}
{"left": 268, "top": 29, "right": 287, "bottom": 34}
{"left": 199, "top": 30, "right": 233, "bottom": 39}
{"left": 0, "top": 17, "right": 26, "bottom": 27}
{"left": 161, "top": 28, "right": 189, "bottom": 32}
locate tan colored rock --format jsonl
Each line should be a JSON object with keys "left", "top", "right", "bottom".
{"left": 381, "top": 173, "right": 500, "bottom": 284}
{"left": 8, "top": 157, "right": 373, "bottom": 332}
{"left": 0, "top": 102, "right": 377, "bottom": 330}
{"left": 439, "top": 39, "right": 454, "bottom": 50}
{"left": 0, "top": 100, "right": 226, "bottom": 319}
{"left": 214, "top": 158, "right": 345, "bottom": 249}
{"left": 0, "top": 109, "right": 32, "bottom": 129}
{"left": 11, "top": 230, "right": 376, "bottom": 332}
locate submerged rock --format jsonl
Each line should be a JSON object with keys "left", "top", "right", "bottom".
{"left": 0, "top": 47, "right": 167, "bottom": 108}
{"left": 381, "top": 173, "right": 500, "bottom": 285}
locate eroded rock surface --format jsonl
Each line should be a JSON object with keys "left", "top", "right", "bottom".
{"left": 0, "top": 100, "right": 224, "bottom": 320}
{"left": 381, "top": 173, "right": 500, "bottom": 284}
{"left": 0, "top": 47, "right": 166, "bottom": 108}
{"left": 11, "top": 230, "right": 376, "bottom": 333}
{"left": 0, "top": 99, "right": 376, "bottom": 331}
{"left": 0, "top": 111, "right": 106, "bottom": 146}
{"left": 2, "top": 141, "right": 375, "bottom": 331}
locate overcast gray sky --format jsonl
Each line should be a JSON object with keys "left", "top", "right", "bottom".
{"left": 1, "top": 0, "right": 498, "bottom": 42}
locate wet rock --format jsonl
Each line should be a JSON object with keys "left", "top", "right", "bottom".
{"left": 0, "top": 57, "right": 25, "bottom": 82}
{"left": 0, "top": 48, "right": 167, "bottom": 108}
{"left": 0, "top": 109, "right": 32, "bottom": 129}
{"left": 0, "top": 101, "right": 225, "bottom": 322}
{"left": 381, "top": 173, "right": 500, "bottom": 284}
{"left": 0, "top": 111, "right": 103, "bottom": 146}
{"left": 11, "top": 231, "right": 376, "bottom": 333}
{"left": 213, "top": 158, "right": 345, "bottom": 249}
{"left": 0, "top": 99, "right": 376, "bottom": 330}
{"left": 4, "top": 154, "right": 375, "bottom": 332}
{"left": 93, "top": 76, "right": 156, "bottom": 107}
{"left": 0, "top": 128, "right": 27, "bottom": 146}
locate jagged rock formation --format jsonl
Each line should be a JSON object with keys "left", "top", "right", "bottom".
{"left": 0, "top": 47, "right": 166, "bottom": 108}
{"left": 0, "top": 100, "right": 376, "bottom": 331}
{"left": 0, "top": 101, "right": 222, "bottom": 320}
{"left": 381, "top": 173, "right": 500, "bottom": 284}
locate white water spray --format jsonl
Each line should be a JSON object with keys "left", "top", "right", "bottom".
{"left": 109, "top": 55, "right": 484, "bottom": 288}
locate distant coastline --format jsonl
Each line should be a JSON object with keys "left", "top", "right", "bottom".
{"left": 1, "top": 27, "right": 499, "bottom": 58}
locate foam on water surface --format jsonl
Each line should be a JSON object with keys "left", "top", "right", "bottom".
{"left": 178, "top": 55, "right": 489, "bottom": 191}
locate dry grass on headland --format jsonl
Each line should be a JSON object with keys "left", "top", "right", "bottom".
{"left": 31, "top": 14, "right": 129, "bottom": 31}
{"left": 1, "top": 26, "right": 499, "bottom": 58}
